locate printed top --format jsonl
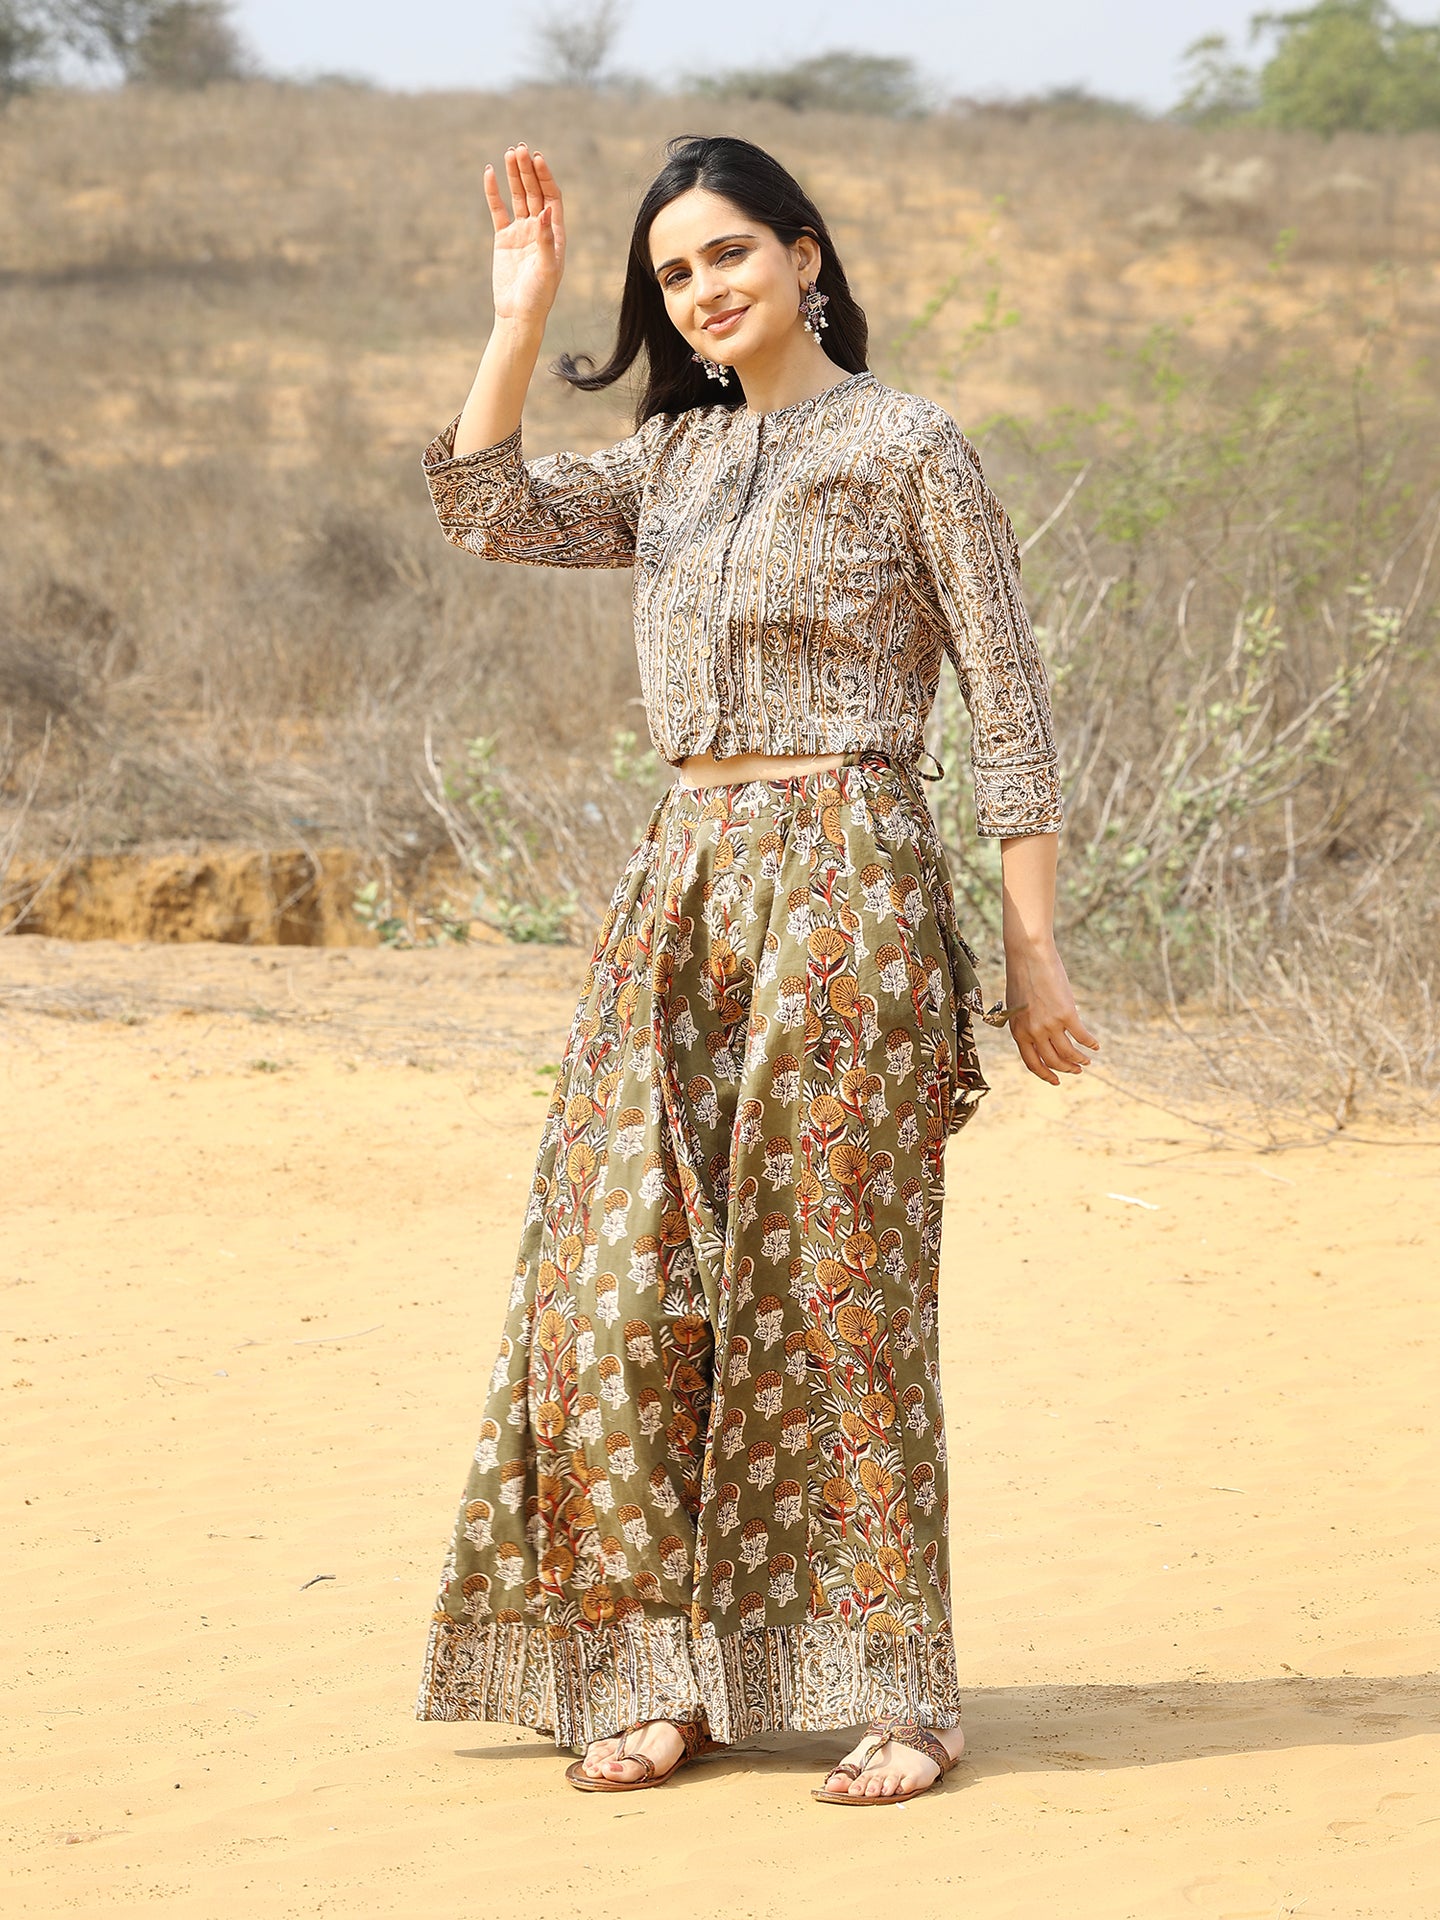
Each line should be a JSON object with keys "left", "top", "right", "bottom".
{"left": 421, "top": 368, "right": 1063, "bottom": 836}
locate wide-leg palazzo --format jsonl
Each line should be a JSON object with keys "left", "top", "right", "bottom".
{"left": 415, "top": 752, "right": 989, "bottom": 1748}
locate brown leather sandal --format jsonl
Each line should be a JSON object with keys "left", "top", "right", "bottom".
{"left": 564, "top": 1717, "right": 713, "bottom": 1792}
{"left": 811, "top": 1715, "right": 963, "bottom": 1806}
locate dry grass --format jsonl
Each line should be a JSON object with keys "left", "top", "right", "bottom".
{"left": 1, "top": 82, "right": 1438, "bottom": 1118}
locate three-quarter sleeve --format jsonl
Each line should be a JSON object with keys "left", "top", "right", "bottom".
{"left": 903, "top": 414, "right": 1065, "bottom": 836}
{"left": 421, "top": 408, "right": 678, "bottom": 571}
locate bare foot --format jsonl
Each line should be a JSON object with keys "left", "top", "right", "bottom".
{"left": 821, "top": 1723, "right": 966, "bottom": 1799}
{"left": 595, "top": 1719, "right": 688, "bottom": 1784}
{"left": 576, "top": 1734, "right": 625, "bottom": 1780}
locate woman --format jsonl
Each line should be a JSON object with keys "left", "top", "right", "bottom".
{"left": 414, "top": 133, "right": 1097, "bottom": 1806}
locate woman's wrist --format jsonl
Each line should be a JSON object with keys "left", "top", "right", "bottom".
{"left": 489, "top": 312, "right": 548, "bottom": 349}
{"left": 452, "top": 321, "right": 547, "bottom": 457}
{"left": 1002, "top": 929, "right": 1059, "bottom": 966}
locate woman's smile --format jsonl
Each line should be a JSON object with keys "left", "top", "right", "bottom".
{"left": 703, "top": 306, "right": 748, "bottom": 334}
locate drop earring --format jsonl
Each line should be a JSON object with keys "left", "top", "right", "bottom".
{"left": 691, "top": 349, "right": 731, "bottom": 387}
{"left": 799, "top": 281, "right": 829, "bottom": 338}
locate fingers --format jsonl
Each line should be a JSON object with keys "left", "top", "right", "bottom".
{"left": 506, "top": 143, "right": 545, "bottom": 218}
{"left": 531, "top": 148, "right": 563, "bottom": 204}
{"left": 490, "top": 145, "right": 563, "bottom": 270}
{"left": 1046, "top": 1026, "right": 1095, "bottom": 1072}
{"left": 1039, "top": 1034, "right": 1085, "bottom": 1075}
{"left": 482, "top": 162, "right": 509, "bottom": 231}
{"left": 1011, "top": 1014, "right": 1099, "bottom": 1085}
{"left": 1012, "top": 1018, "right": 1080, "bottom": 1076}
{"left": 1068, "top": 1015, "right": 1101, "bottom": 1051}
{"left": 503, "top": 146, "right": 524, "bottom": 218}
{"left": 1014, "top": 1033, "right": 1060, "bottom": 1087}
{"left": 531, "top": 148, "right": 567, "bottom": 254}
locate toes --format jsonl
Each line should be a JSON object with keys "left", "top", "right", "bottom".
{"left": 844, "top": 1765, "right": 925, "bottom": 1798}
{"left": 582, "top": 1740, "right": 619, "bottom": 1777}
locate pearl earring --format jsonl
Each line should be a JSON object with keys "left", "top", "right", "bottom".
{"left": 691, "top": 349, "right": 731, "bottom": 387}
{"left": 800, "top": 281, "right": 829, "bottom": 338}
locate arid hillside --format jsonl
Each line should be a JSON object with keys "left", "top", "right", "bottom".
{"left": 2, "top": 85, "right": 1438, "bottom": 1114}
{"left": 5, "top": 86, "right": 1438, "bottom": 461}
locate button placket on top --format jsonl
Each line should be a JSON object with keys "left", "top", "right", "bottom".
{"left": 420, "top": 371, "right": 1065, "bottom": 831}
{"left": 697, "top": 412, "right": 762, "bottom": 742}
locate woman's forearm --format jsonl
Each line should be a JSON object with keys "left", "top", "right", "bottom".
{"left": 999, "top": 830, "right": 1059, "bottom": 961}
{"left": 998, "top": 830, "right": 1098, "bottom": 1083}
{"left": 452, "top": 316, "right": 547, "bottom": 458}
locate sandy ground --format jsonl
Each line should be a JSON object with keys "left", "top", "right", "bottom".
{"left": 3, "top": 935, "right": 1438, "bottom": 1920}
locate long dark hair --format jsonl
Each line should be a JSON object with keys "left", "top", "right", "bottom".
{"left": 553, "top": 133, "right": 869, "bottom": 426}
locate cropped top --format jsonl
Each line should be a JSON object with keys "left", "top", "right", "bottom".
{"left": 421, "top": 367, "right": 1063, "bottom": 836}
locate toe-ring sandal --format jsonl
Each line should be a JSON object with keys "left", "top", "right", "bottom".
{"left": 564, "top": 1716, "right": 713, "bottom": 1792}
{"left": 811, "top": 1715, "right": 962, "bottom": 1806}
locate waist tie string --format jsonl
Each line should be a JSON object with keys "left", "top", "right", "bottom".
{"left": 837, "top": 746, "right": 946, "bottom": 813}
{"left": 837, "top": 746, "right": 1004, "bottom": 1030}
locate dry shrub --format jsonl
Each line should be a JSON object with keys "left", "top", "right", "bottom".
{"left": 927, "top": 341, "right": 1440, "bottom": 1121}
{"left": 1, "top": 85, "right": 1438, "bottom": 1116}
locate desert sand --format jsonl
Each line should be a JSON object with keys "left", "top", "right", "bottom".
{"left": 3, "top": 934, "right": 1437, "bottom": 1919}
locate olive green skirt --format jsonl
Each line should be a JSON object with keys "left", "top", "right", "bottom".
{"left": 415, "top": 750, "right": 988, "bottom": 1748}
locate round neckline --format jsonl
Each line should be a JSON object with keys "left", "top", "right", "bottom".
{"left": 740, "top": 368, "right": 874, "bottom": 425}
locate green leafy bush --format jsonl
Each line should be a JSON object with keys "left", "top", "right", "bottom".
{"left": 1178, "top": 2, "right": 1440, "bottom": 135}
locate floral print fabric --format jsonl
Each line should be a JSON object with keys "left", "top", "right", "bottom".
{"left": 416, "top": 753, "right": 987, "bottom": 1748}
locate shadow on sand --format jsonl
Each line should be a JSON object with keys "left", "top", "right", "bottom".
{"left": 453, "top": 1670, "right": 1438, "bottom": 1775}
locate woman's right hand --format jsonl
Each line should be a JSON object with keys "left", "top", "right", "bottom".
{"left": 485, "top": 144, "right": 566, "bottom": 327}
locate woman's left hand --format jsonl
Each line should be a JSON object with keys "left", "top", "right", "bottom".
{"left": 1003, "top": 940, "right": 1099, "bottom": 1086}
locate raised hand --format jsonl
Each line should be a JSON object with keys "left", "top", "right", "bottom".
{"left": 485, "top": 143, "right": 567, "bottom": 327}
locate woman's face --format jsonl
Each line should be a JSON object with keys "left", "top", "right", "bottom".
{"left": 648, "top": 187, "right": 820, "bottom": 371}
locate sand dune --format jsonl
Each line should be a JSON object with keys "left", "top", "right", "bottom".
{"left": 4, "top": 936, "right": 1437, "bottom": 1918}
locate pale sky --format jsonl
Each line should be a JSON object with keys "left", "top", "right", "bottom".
{"left": 229, "top": 1, "right": 1361, "bottom": 111}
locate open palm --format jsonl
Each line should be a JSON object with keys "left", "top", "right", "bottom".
{"left": 485, "top": 144, "right": 567, "bottom": 324}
